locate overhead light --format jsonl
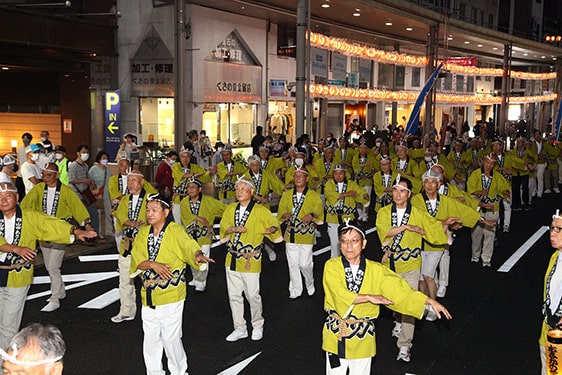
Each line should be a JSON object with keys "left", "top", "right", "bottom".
{"left": 14, "top": 1, "right": 71, "bottom": 8}
{"left": 353, "top": 12, "right": 361, "bottom": 16}
{"left": 1, "top": 67, "right": 8, "bottom": 71}
{"left": 492, "top": 47, "right": 498, "bottom": 50}
{"left": 554, "top": 57, "right": 558, "bottom": 61}
{"left": 541, "top": 55, "right": 546, "bottom": 59}
{"left": 464, "top": 41, "right": 470, "bottom": 44}
{"left": 523, "top": 53, "right": 528, "bottom": 56}
{"left": 385, "top": 22, "right": 392, "bottom": 26}
{"left": 406, "top": 27, "right": 413, "bottom": 31}
{"left": 321, "top": 3, "right": 330, "bottom": 8}
{"left": 447, "top": 37, "right": 453, "bottom": 41}
{"left": 477, "top": 44, "right": 483, "bottom": 47}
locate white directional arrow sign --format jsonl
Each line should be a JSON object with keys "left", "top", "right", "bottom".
{"left": 217, "top": 352, "right": 261, "bottom": 375}
{"left": 27, "top": 271, "right": 118, "bottom": 301}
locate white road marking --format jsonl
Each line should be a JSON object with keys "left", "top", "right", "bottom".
{"left": 497, "top": 226, "right": 549, "bottom": 273}
{"left": 27, "top": 271, "right": 118, "bottom": 301}
{"left": 217, "top": 352, "right": 261, "bottom": 375}
{"left": 78, "top": 288, "right": 120, "bottom": 309}
{"left": 79, "top": 254, "right": 119, "bottom": 262}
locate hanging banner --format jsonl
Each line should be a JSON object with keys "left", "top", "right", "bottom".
{"left": 405, "top": 62, "right": 444, "bottom": 135}
{"left": 104, "top": 91, "right": 121, "bottom": 160}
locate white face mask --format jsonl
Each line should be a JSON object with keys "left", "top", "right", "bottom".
{"left": 100, "top": 159, "right": 109, "bottom": 166}
{"left": 168, "top": 159, "right": 176, "bottom": 166}
{"left": 375, "top": 142, "right": 381, "bottom": 147}
{"left": 217, "top": 147, "right": 223, "bottom": 153}
{"left": 40, "top": 137, "right": 47, "bottom": 142}
{"left": 31, "top": 153, "right": 40, "bottom": 162}
{"left": 424, "top": 156, "right": 433, "bottom": 162}
{"left": 80, "top": 153, "right": 90, "bottom": 162}
{"left": 55, "top": 153, "right": 63, "bottom": 160}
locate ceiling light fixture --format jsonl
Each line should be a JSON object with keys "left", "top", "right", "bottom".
{"left": 477, "top": 44, "right": 483, "bottom": 47}
{"left": 447, "top": 37, "right": 453, "bottom": 41}
{"left": 492, "top": 47, "right": 498, "bottom": 50}
{"left": 464, "top": 41, "right": 470, "bottom": 44}
{"left": 321, "top": 3, "right": 330, "bottom": 8}
{"left": 353, "top": 12, "right": 361, "bottom": 16}
{"left": 1, "top": 67, "right": 8, "bottom": 71}
{"left": 406, "top": 27, "right": 413, "bottom": 31}
{"left": 385, "top": 22, "right": 392, "bottom": 26}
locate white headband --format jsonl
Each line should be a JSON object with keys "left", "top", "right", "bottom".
{"left": 0, "top": 345, "right": 62, "bottom": 367}
{"left": 340, "top": 218, "right": 366, "bottom": 239}
{"left": 392, "top": 174, "right": 411, "bottom": 192}
{"left": 554, "top": 209, "right": 562, "bottom": 220}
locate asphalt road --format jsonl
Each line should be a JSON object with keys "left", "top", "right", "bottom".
{"left": 20, "top": 189, "right": 561, "bottom": 375}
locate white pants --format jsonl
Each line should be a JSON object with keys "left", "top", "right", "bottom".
{"left": 471, "top": 211, "right": 499, "bottom": 263}
{"left": 190, "top": 244, "right": 210, "bottom": 289}
{"left": 40, "top": 242, "right": 67, "bottom": 303}
{"left": 325, "top": 352, "right": 371, "bottom": 375}
{"left": 285, "top": 243, "right": 314, "bottom": 298}
{"left": 395, "top": 270, "right": 419, "bottom": 349}
{"left": 438, "top": 249, "right": 450, "bottom": 288}
{"left": 172, "top": 203, "right": 182, "bottom": 226}
{"left": 536, "top": 164, "right": 546, "bottom": 196}
{"left": 225, "top": 268, "right": 264, "bottom": 332}
{"left": 502, "top": 198, "right": 511, "bottom": 227}
{"left": 114, "top": 217, "right": 123, "bottom": 249}
{"left": 0, "top": 285, "right": 30, "bottom": 351}
{"left": 327, "top": 223, "right": 341, "bottom": 258}
{"left": 141, "top": 301, "right": 187, "bottom": 375}
{"left": 118, "top": 254, "right": 137, "bottom": 317}
{"left": 540, "top": 343, "right": 547, "bottom": 375}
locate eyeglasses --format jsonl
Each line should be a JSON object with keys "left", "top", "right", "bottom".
{"left": 550, "top": 226, "right": 562, "bottom": 233}
{"left": 340, "top": 238, "right": 363, "bottom": 246}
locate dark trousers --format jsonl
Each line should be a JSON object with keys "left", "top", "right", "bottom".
{"left": 511, "top": 174, "right": 529, "bottom": 208}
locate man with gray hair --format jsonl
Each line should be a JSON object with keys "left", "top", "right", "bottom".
{"left": 1, "top": 323, "right": 65, "bottom": 375}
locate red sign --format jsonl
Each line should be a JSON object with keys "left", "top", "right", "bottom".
{"left": 445, "top": 57, "right": 477, "bottom": 66}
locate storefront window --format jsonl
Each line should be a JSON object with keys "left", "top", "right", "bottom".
{"left": 201, "top": 103, "right": 256, "bottom": 146}
{"left": 139, "top": 97, "right": 175, "bottom": 148}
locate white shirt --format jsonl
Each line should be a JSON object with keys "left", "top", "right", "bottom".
{"left": 428, "top": 198, "right": 437, "bottom": 211}
{"left": 550, "top": 253, "right": 562, "bottom": 314}
{"left": 0, "top": 171, "right": 11, "bottom": 184}
{"left": 396, "top": 207, "right": 406, "bottom": 224}
{"left": 21, "top": 161, "right": 41, "bottom": 194}
{"left": 46, "top": 186, "right": 56, "bottom": 215}
{"left": 120, "top": 175, "right": 129, "bottom": 194}
{"left": 0, "top": 215, "right": 16, "bottom": 262}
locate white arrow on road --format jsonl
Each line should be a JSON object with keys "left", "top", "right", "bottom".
{"left": 27, "top": 271, "right": 118, "bottom": 301}
{"left": 217, "top": 352, "right": 261, "bottom": 375}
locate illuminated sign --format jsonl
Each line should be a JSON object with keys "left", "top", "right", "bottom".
{"left": 104, "top": 91, "right": 121, "bottom": 160}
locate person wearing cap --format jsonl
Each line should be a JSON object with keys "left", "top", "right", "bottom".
{"left": 1, "top": 323, "right": 66, "bottom": 375}
{"left": 334, "top": 137, "right": 355, "bottom": 169}
{"left": 39, "top": 130, "right": 54, "bottom": 154}
{"left": 509, "top": 137, "right": 536, "bottom": 212}
{"left": 392, "top": 142, "right": 419, "bottom": 183}
{"left": 216, "top": 145, "right": 245, "bottom": 204}
{"left": 314, "top": 145, "right": 336, "bottom": 195}
{"left": 180, "top": 178, "right": 225, "bottom": 292}
{"left": 0, "top": 154, "right": 17, "bottom": 184}
{"left": 20, "top": 144, "right": 42, "bottom": 195}
{"left": 108, "top": 158, "right": 157, "bottom": 249}
{"left": 373, "top": 157, "right": 399, "bottom": 214}
{"left": 130, "top": 193, "right": 213, "bottom": 375}
{"left": 447, "top": 140, "right": 470, "bottom": 191}
{"left": 111, "top": 169, "right": 151, "bottom": 323}
{"left": 219, "top": 177, "right": 283, "bottom": 342}
{"left": 539, "top": 210, "right": 562, "bottom": 375}
{"left": 530, "top": 130, "right": 547, "bottom": 199}
{"left": 15, "top": 133, "right": 33, "bottom": 199}
{"left": 467, "top": 153, "right": 511, "bottom": 267}
{"left": 53, "top": 146, "right": 70, "bottom": 185}
{"left": 171, "top": 149, "right": 210, "bottom": 225}
{"left": 430, "top": 163, "right": 481, "bottom": 298}
{"left": 352, "top": 142, "right": 376, "bottom": 222}
{"left": 21, "top": 163, "right": 94, "bottom": 312}
{"left": 375, "top": 175, "right": 449, "bottom": 362}
{"left": 278, "top": 168, "right": 324, "bottom": 299}
{"left": 155, "top": 150, "right": 178, "bottom": 199}
{"left": 325, "top": 164, "right": 369, "bottom": 258}
{"left": 257, "top": 145, "right": 284, "bottom": 177}
{"left": 543, "top": 135, "right": 560, "bottom": 194}
{"left": 492, "top": 136, "right": 525, "bottom": 232}
{"left": 411, "top": 169, "right": 490, "bottom": 309}
{"left": 322, "top": 220, "right": 451, "bottom": 374}
{"left": 0, "top": 182, "right": 96, "bottom": 351}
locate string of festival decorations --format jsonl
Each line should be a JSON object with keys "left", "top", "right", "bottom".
{"left": 308, "top": 83, "right": 558, "bottom": 105}
{"left": 309, "top": 32, "right": 557, "bottom": 80}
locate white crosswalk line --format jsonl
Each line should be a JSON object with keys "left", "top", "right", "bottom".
{"left": 217, "top": 352, "right": 261, "bottom": 375}
{"left": 497, "top": 226, "right": 549, "bottom": 272}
